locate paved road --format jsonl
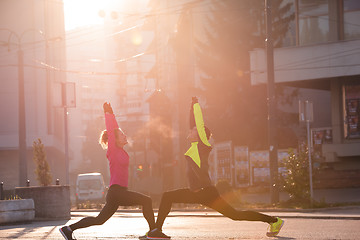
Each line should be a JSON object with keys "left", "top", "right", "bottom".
{"left": 1, "top": 208, "right": 360, "bottom": 239}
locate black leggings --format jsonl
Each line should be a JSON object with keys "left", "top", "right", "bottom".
{"left": 70, "top": 185, "right": 155, "bottom": 231}
{"left": 155, "top": 186, "right": 276, "bottom": 230}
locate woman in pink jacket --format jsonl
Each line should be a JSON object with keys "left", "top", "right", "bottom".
{"left": 60, "top": 102, "right": 156, "bottom": 240}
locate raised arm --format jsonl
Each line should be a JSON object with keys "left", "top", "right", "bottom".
{"left": 103, "top": 102, "right": 118, "bottom": 149}
{"left": 190, "top": 97, "right": 211, "bottom": 147}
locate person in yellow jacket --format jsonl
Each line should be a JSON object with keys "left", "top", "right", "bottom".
{"left": 145, "top": 97, "right": 284, "bottom": 239}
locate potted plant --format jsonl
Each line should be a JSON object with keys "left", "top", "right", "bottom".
{"left": 33, "top": 138, "right": 52, "bottom": 186}
{"left": 15, "top": 138, "right": 70, "bottom": 219}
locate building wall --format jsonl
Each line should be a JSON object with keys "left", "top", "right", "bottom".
{"left": 0, "top": 0, "right": 66, "bottom": 189}
{"left": 250, "top": 39, "right": 360, "bottom": 85}
{"left": 249, "top": 1, "right": 360, "bottom": 165}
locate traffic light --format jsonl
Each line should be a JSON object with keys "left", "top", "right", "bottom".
{"left": 137, "top": 165, "right": 143, "bottom": 171}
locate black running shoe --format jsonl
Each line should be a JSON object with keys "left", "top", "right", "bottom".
{"left": 147, "top": 228, "right": 171, "bottom": 239}
{"left": 59, "top": 226, "right": 75, "bottom": 240}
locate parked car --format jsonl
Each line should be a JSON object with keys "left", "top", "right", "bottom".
{"left": 76, "top": 173, "right": 106, "bottom": 207}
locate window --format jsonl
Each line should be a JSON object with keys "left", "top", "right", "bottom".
{"left": 343, "top": 83, "right": 360, "bottom": 139}
{"left": 78, "top": 179, "right": 102, "bottom": 190}
{"left": 298, "top": 0, "right": 329, "bottom": 45}
{"left": 279, "top": 0, "right": 297, "bottom": 47}
{"left": 343, "top": 0, "right": 360, "bottom": 40}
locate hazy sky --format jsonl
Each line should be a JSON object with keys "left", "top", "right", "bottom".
{"left": 63, "top": 0, "right": 111, "bottom": 30}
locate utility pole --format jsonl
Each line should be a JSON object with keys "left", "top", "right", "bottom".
{"left": 18, "top": 48, "right": 27, "bottom": 187}
{"left": 62, "top": 83, "right": 69, "bottom": 185}
{"left": 265, "top": 0, "right": 279, "bottom": 204}
{"left": 62, "top": 82, "right": 76, "bottom": 185}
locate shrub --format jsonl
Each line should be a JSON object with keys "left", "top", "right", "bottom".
{"left": 282, "top": 148, "right": 311, "bottom": 205}
{"left": 32, "top": 138, "right": 52, "bottom": 186}
{"left": 5, "top": 195, "right": 21, "bottom": 200}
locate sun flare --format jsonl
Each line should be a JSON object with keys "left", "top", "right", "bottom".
{"left": 63, "top": 0, "right": 111, "bottom": 30}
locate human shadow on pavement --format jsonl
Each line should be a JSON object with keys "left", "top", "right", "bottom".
{"left": 0, "top": 219, "right": 68, "bottom": 239}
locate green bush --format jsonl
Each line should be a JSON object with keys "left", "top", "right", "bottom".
{"left": 282, "top": 148, "right": 311, "bottom": 205}
{"left": 32, "top": 138, "right": 52, "bottom": 186}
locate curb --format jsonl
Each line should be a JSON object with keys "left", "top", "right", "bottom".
{"left": 71, "top": 206, "right": 360, "bottom": 220}
{"left": 71, "top": 205, "right": 360, "bottom": 213}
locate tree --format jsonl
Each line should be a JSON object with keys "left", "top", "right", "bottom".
{"left": 32, "top": 138, "right": 52, "bottom": 186}
{"left": 192, "top": 0, "right": 295, "bottom": 149}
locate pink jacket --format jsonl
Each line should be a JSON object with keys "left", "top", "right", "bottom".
{"left": 105, "top": 113, "right": 129, "bottom": 187}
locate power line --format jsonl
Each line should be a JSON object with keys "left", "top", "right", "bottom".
{"left": 65, "top": 24, "right": 143, "bottom": 49}
{"left": 5, "top": 1, "right": 358, "bottom": 58}
{"left": 3, "top": 42, "right": 359, "bottom": 79}
{"left": 2, "top": 1, "right": 360, "bottom": 77}
{"left": 0, "top": 62, "right": 151, "bottom": 76}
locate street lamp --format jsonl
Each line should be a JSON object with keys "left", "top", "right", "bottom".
{"left": 0, "top": 28, "right": 48, "bottom": 187}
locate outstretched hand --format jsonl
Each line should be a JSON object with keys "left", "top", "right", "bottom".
{"left": 192, "top": 96, "right": 198, "bottom": 104}
{"left": 103, "top": 102, "right": 113, "bottom": 114}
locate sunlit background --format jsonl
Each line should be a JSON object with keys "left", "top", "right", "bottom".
{"left": 63, "top": 0, "right": 127, "bottom": 30}
{"left": 1, "top": 0, "right": 360, "bottom": 207}
{"left": 63, "top": 0, "right": 107, "bottom": 30}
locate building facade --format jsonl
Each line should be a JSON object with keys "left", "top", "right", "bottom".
{"left": 0, "top": 0, "right": 67, "bottom": 189}
{"left": 250, "top": 0, "right": 360, "bottom": 187}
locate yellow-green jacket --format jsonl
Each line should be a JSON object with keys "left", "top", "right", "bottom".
{"left": 184, "top": 101, "right": 212, "bottom": 191}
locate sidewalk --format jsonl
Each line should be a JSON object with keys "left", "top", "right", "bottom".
{"left": 242, "top": 206, "right": 360, "bottom": 220}
{"left": 240, "top": 187, "right": 360, "bottom": 204}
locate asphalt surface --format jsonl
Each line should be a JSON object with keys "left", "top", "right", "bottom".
{"left": 1, "top": 187, "right": 360, "bottom": 239}
{"left": 1, "top": 206, "right": 360, "bottom": 239}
